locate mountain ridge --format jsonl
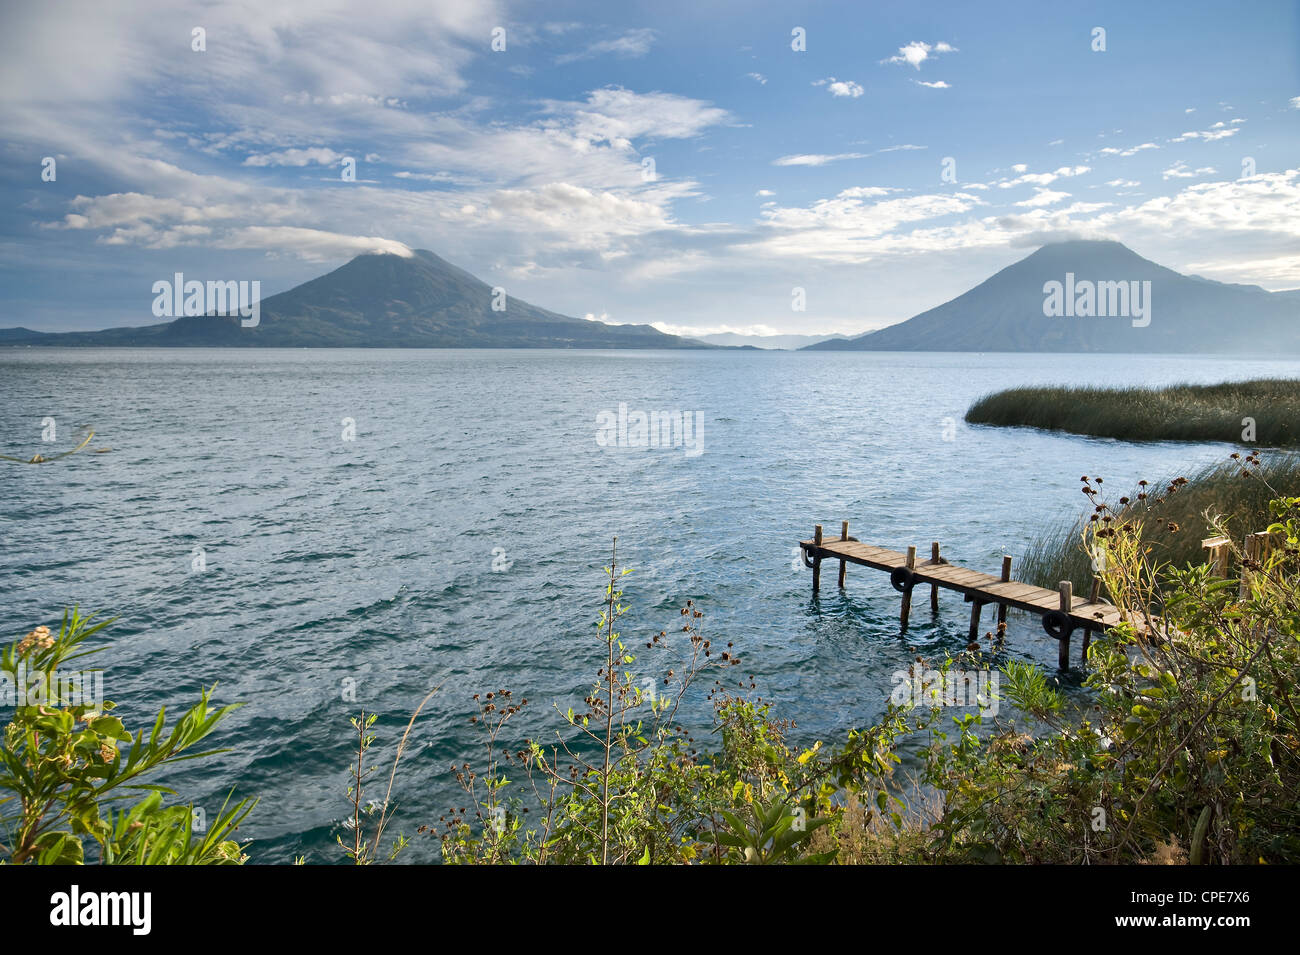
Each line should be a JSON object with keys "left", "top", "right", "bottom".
{"left": 0, "top": 249, "right": 712, "bottom": 349}
{"left": 805, "top": 240, "right": 1299, "bottom": 353}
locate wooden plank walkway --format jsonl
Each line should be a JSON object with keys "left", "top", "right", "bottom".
{"left": 799, "top": 522, "right": 1134, "bottom": 668}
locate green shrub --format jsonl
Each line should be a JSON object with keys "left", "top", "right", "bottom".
{"left": 434, "top": 540, "right": 917, "bottom": 864}
{"left": 906, "top": 485, "right": 1300, "bottom": 863}
{"left": 0, "top": 609, "right": 253, "bottom": 864}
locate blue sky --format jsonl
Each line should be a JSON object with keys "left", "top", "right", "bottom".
{"left": 1, "top": 0, "right": 1297, "bottom": 335}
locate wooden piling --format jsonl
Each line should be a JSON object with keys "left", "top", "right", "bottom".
{"left": 930, "top": 542, "right": 940, "bottom": 613}
{"left": 812, "top": 524, "right": 822, "bottom": 593}
{"left": 968, "top": 599, "right": 982, "bottom": 641}
{"left": 1082, "top": 576, "right": 1101, "bottom": 664}
{"left": 839, "top": 521, "right": 849, "bottom": 588}
{"left": 1057, "top": 580, "right": 1073, "bottom": 670}
{"left": 899, "top": 545, "right": 916, "bottom": 629}
{"left": 997, "top": 555, "right": 1012, "bottom": 628}
{"left": 1241, "top": 530, "right": 1272, "bottom": 599}
{"left": 1202, "top": 535, "right": 1231, "bottom": 577}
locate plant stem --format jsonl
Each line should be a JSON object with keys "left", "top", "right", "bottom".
{"left": 602, "top": 537, "right": 617, "bottom": 865}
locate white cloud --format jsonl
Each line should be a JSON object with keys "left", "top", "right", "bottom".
{"left": 216, "top": 227, "right": 413, "bottom": 261}
{"left": 1186, "top": 253, "right": 1300, "bottom": 284}
{"left": 1162, "top": 161, "right": 1218, "bottom": 179}
{"left": 838, "top": 186, "right": 897, "bottom": 198}
{"left": 1169, "top": 124, "right": 1241, "bottom": 143}
{"left": 815, "top": 77, "right": 865, "bottom": 98}
{"left": 760, "top": 189, "right": 980, "bottom": 233}
{"left": 747, "top": 72, "right": 767, "bottom": 84}
{"left": 1097, "top": 142, "right": 1159, "bottom": 157}
{"left": 556, "top": 28, "right": 657, "bottom": 64}
{"left": 914, "top": 80, "right": 951, "bottom": 89}
{"left": 884, "top": 41, "right": 957, "bottom": 69}
{"left": 1291, "top": 96, "right": 1300, "bottom": 109}
{"left": 997, "top": 165, "right": 1090, "bottom": 188}
{"left": 772, "top": 152, "right": 868, "bottom": 167}
{"left": 1015, "top": 188, "right": 1071, "bottom": 207}
{"left": 551, "top": 86, "right": 731, "bottom": 143}
{"left": 243, "top": 147, "right": 343, "bottom": 167}
{"left": 1120, "top": 169, "right": 1300, "bottom": 240}
{"left": 756, "top": 189, "right": 775, "bottom": 197}
{"left": 1106, "top": 179, "right": 1140, "bottom": 188}
{"left": 393, "top": 171, "right": 455, "bottom": 182}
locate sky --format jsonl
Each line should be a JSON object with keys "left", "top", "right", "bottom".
{"left": 1, "top": 0, "right": 1297, "bottom": 336}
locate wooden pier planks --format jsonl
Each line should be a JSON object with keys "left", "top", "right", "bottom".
{"left": 799, "top": 529, "right": 1132, "bottom": 666}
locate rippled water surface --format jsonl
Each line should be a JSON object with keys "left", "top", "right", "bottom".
{"left": 2, "top": 347, "right": 1296, "bottom": 862}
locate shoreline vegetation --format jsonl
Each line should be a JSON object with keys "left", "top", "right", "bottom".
{"left": 1020, "top": 454, "right": 1300, "bottom": 593}
{"left": 8, "top": 458, "right": 1298, "bottom": 865}
{"left": 965, "top": 378, "right": 1300, "bottom": 446}
{"left": 425, "top": 468, "right": 1300, "bottom": 864}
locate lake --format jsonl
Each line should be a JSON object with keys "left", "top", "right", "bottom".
{"left": 2, "top": 347, "right": 1296, "bottom": 862}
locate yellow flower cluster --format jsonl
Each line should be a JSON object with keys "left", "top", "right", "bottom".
{"left": 16, "top": 625, "right": 54, "bottom": 657}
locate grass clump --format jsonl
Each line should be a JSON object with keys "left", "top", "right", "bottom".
{"left": 1019, "top": 453, "right": 1300, "bottom": 592}
{"left": 965, "top": 378, "right": 1300, "bottom": 445}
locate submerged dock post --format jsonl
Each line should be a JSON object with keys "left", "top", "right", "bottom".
{"left": 997, "top": 556, "right": 1012, "bottom": 629}
{"left": 1057, "top": 581, "right": 1073, "bottom": 669}
{"left": 930, "top": 542, "right": 940, "bottom": 613}
{"left": 899, "top": 545, "right": 917, "bottom": 629}
{"left": 812, "top": 524, "right": 823, "bottom": 593}
{"left": 1082, "top": 575, "right": 1101, "bottom": 663}
{"left": 839, "top": 521, "right": 849, "bottom": 588}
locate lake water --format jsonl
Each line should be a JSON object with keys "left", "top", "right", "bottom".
{"left": 2, "top": 347, "right": 1297, "bottom": 863}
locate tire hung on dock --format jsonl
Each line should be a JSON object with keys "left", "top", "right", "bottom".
{"left": 890, "top": 566, "right": 915, "bottom": 593}
{"left": 1042, "top": 609, "right": 1073, "bottom": 640}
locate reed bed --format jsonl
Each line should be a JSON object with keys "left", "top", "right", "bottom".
{"left": 966, "top": 378, "right": 1300, "bottom": 445}
{"left": 1018, "top": 454, "right": 1300, "bottom": 591}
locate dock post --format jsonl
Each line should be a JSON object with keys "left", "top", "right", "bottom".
{"left": 1057, "top": 581, "right": 1073, "bottom": 670}
{"left": 997, "top": 555, "right": 1011, "bottom": 629}
{"left": 930, "top": 542, "right": 940, "bottom": 613}
{"left": 839, "top": 521, "right": 849, "bottom": 588}
{"left": 1241, "top": 531, "right": 1271, "bottom": 599}
{"left": 812, "top": 524, "right": 822, "bottom": 593}
{"left": 899, "top": 545, "right": 916, "bottom": 629}
{"left": 1202, "top": 535, "right": 1231, "bottom": 577}
{"left": 1082, "top": 575, "right": 1101, "bottom": 664}
{"left": 968, "top": 599, "right": 982, "bottom": 642}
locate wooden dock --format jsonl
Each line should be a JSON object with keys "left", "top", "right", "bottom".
{"left": 799, "top": 522, "right": 1129, "bottom": 668}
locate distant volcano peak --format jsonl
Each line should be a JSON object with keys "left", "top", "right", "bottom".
{"left": 0, "top": 248, "right": 714, "bottom": 349}
{"left": 805, "top": 241, "right": 1299, "bottom": 353}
